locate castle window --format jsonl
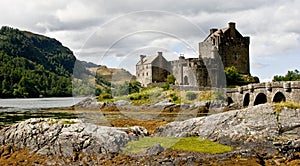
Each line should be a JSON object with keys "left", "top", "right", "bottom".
{"left": 234, "top": 54, "right": 238, "bottom": 61}
{"left": 142, "top": 73, "right": 144, "bottom": 76}
{"left": 146, "top": 72, "right": 148, "bottom": 76}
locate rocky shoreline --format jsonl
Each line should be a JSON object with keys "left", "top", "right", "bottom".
{"left": 0, "top": 103, "right": 300, "bottom": 165}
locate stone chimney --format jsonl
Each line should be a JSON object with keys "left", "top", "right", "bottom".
{"left": 228, "top": 22, "right": 236, "bottom": 29}
{"left": 140, "top": 55, "right": 146, "bottom": 64}
{"left": 210, "top": 28, "right": 218, "bottom": 34}
{"left": 158, "top": 51, "right": 162, "bottom": 56}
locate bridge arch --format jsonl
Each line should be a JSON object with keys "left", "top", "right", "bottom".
{"left": 226, "top": 97, "right": 233, "bottom": 106}
{"left": 272, "top": 91, "right": 286, "bottom": 103}
{"left": 243, "top": 93, "right": 250, "bottom": 107}
{"left": 254, "top": 93, "right": 267, "bottom": 106}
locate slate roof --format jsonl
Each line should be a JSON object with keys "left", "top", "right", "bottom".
{"left": 204, "top": 27, "right": 229, "bottom": 41}
{"left": 136, "top": 54, "right": 159, "bottom": 65}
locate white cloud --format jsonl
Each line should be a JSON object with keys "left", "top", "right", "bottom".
{"left": 1, "top": 0, "right": 300, "bottom": 81}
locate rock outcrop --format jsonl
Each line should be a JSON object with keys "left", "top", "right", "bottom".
{"left": 154, "top": 104, "right": 300, "bottom": 159}
{"left": 0, "top": 118, "right": 147, "bottom": 164}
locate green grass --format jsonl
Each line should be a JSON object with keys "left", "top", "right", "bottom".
{"left": 122, "top": 136, "right": 232, "bottom": 154}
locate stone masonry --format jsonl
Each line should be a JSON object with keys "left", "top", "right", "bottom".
{"left": 136, "top": 22, "right": 250, "bottom": 87}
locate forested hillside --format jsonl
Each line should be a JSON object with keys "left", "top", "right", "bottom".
{"left": 0, "top": 26, "right": 83, "bottom": 97}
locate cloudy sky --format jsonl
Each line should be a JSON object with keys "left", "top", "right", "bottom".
{"left": 1, "top": 0, "right": 300, "bottom": 82}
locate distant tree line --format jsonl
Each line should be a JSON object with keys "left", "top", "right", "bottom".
{"left": 0, "top": 52, "right": 72, "bottom": 98}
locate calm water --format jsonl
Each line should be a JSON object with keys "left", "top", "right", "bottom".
{"left": 0, "top": 97, "right": 85, "bottom": 112}
{"left": 0, "top": 97, "right": 85, "bottom": 128}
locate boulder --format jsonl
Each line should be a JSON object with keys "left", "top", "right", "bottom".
{"left": 0, "top": 118, "right": 147, "bottom": 160}
{"left": 155, "top": 104, "right": 300, "bottom": 144}
{"left": 74, "top": 97, "right": 102, "bottom": 108}
{"left": 114, "top": 100, "right": 132, "bottom": 106}
{"left": 146, "top": 144, "right": 165, "bottom": 155}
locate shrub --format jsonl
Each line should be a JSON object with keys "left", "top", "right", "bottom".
{"left": 162, "top": 82, "right": 170, "bottom": 90}
{"left": 186, "top": 92, "right": 197, "bottom": 100}
{"left": 98, "top": 93, "right": 113, "bottom": 101}
{"left": 166, "top": 74, "right": 176, "bottom": 85}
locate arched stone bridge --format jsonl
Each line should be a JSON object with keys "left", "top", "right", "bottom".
{"left": 226, "top": 81, "right": 300, "bottom": 107}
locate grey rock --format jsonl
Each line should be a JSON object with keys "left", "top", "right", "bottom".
{"left": 117, "top": 126, "right": 149, "bottom": 136}
{"left": 74, "top": 97, "right": 102, "bottom": 108}
{"left": 153, "top": 100, "right": 175, "bottom": 107}
{"left": 146, "top": 144, "right": 165, "bottom": 155}
{"left": 0, "top": 118, "right": 148, "bottom": 163}
{"left": 114, "top": 100, "right": 132, "bottom": 106}
{"left": 194, "top": 101, "right": 210, "bottom": 108}
{"left": 155, "top": 104, "right": 300, "bottom": 143}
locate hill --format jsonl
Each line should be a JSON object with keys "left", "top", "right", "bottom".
{"left": 93, "top": 66, "right": 135, "bottom": 85}
{"left": 0, "top": 26, "right": 89, "bottom": 98}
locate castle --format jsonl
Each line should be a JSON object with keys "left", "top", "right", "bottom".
{"left": 136, "top": 22, "right": 250, "bottom": 87}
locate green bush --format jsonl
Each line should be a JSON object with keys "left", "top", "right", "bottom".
{"left": 186, "top": 92, "right": 197, "bottom": 100}
{"left": 166, "top": 74, "right": 176, "bottom": 85}
{"left": 162, "top": 82, "right": 170, "bottom": 90}
{"left": 169, "top": 93, "right": 179, "bottom": 102}
{"left": 98, "top": 93, "right": 113, "bottom": 101}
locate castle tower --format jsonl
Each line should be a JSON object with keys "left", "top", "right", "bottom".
{"left": 199, "top": 22, "right": 250, "bottom": 75}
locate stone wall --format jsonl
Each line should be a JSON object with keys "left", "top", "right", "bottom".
{"left": 136, "top": 63, "right": 153, "bottom": 87}
{"left": 218, "top": 36, "right": 250, "bottom": 74}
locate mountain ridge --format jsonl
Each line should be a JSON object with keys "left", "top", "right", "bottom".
{"left": 0, "top": 26, "right": 81, "bottom": 97}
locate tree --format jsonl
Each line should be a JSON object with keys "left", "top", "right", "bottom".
{"left": 162, "top": 74, "right": 176, "bottom": 90}
{"left": 166, "top": 74, "right": 176, "bottom": 85}
{"left": 273, "top": 69, "right": 300, "bottom": 82}
{"left": 129, "top": 81, "right": 141, "bottom": 94}
{"left": 225, "top": 66, "right": 244, "bottom": 86}
{"left": 225, "top": 66, "right": 259, "bottom": 86}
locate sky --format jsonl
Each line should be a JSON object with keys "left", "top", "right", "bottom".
{"left": 1, "top": 0, "right": 300, "bottom": 82}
